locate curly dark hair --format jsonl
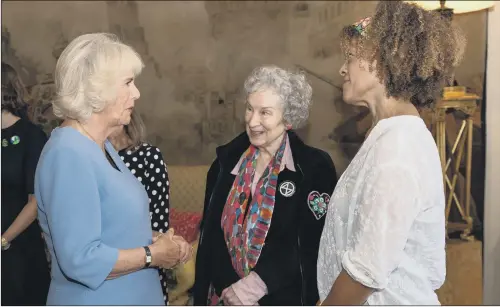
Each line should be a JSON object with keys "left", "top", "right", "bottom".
{"left": 340, "top": 1, "right": 466, "bottom": 107}
{"left": 1, "top": 62, "right": 30, "bottom": 118}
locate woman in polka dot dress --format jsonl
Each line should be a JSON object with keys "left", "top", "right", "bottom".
{"left": 109, "top": 110, "right": 171, "bottom": 304}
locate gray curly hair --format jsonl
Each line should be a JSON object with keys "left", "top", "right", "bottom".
{"left": 243, "top": 65, "right": 313, "bottom": 129}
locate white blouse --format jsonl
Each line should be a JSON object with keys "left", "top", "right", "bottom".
{"left": 317, "top": 116, "right": 446, "bottom": 305}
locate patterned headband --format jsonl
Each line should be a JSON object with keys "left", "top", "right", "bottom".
{"left": 353, "top": 17, "right": 372, "bottom": 37}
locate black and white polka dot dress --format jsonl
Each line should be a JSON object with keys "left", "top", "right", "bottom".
{"left": 118, "top": 143, "right": 170, "bottom": 305}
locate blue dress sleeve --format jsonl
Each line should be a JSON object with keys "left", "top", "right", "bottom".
{"left": 37, "top": 145, "right": 119, "bottom": 290}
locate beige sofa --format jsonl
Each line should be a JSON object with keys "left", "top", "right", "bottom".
{"left": 166, "top": 165, "right": 210, "bottom": 305}
{"left": 168, "top": 165, "right": 211, "bottom": 214}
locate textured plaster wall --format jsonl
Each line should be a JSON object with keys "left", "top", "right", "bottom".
{"left": 1, "top": 1, "right": 486, "bottom": 174}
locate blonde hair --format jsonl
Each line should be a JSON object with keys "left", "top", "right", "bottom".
{"left": 53, "top": 33, "right": 144, "bottom": 121}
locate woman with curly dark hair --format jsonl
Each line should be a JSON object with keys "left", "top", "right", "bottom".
{"left": 1, "top": 62, "right": 50, "bottom": 305}
{"left": 317, "top": 1, "right": 466, "bottom": 305}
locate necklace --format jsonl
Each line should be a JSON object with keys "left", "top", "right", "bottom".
{"left": 76, "top": 121, "right": 105, "bottom": 152}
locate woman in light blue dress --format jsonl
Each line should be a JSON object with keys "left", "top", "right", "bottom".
{"left": 35, "top": 33, "right": 192, "bottom": 305}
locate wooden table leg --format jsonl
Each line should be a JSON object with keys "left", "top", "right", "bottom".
{"left": 440, "top": 121, "right": 447, "bottom": 189}
{"left": 462, "top": 118, "right": 474, "bottom": 241}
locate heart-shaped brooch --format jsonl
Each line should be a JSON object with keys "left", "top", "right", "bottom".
{"left": 307, "top": 191, "right": 330, "bottom": 220}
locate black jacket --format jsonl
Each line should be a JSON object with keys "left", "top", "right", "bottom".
{"left": 193, "top": 131, "right": 338, "bottom": 306}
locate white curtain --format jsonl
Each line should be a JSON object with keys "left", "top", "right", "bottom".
{"left": 484, "top": 4, "right": 500, "bottom": 305}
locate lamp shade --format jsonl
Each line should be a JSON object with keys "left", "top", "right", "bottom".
{"left": 405, "top": 1, "right": 495, "bottom": 14}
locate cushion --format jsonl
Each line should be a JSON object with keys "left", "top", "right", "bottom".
{"left": 169, "top": 209, "right": 202, "bottom": 243}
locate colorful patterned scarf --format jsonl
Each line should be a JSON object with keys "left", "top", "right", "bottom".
{"left": 220, "top": 134, "right": 287, "bottom": 278}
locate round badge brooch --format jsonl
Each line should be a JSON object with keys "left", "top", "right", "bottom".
{"left": 279, "top": 181, "right": 296, "bottom": 197}
{"left": 10, "top": 135, "right": 20, "bottom": 145}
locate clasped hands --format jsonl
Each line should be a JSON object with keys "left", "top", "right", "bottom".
{"left": 149, "top": 228, "right": 193, "bottom": 269}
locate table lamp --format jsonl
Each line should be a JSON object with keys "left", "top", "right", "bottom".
{"left": 405, "top": 1, "right": 495, "bottom": 20}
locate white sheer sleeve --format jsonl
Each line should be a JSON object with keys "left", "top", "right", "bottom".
{"left": 341, "top": 163, "right": 421, "bottom": 290}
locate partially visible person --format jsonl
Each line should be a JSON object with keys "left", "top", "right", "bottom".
{"left": 194, "top": 65, "right": 338, "bottom": 306}
{"left": 109, "top": 109, "right": 172, "bottom": 304}
{"left": 1, "top": 62, "right": 51, "bottom": 306}
{"left": 34, "top": 33, "right": 192, "bottom": 305}
{"left": 317, "top": 2, "right": 466, "bottom": 305}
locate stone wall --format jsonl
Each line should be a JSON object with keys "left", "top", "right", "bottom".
{"left": 1, "top": 1, "right": 487, "bottom": 174}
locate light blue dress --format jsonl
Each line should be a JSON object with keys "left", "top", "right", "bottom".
{"left": 35, "top": 127, "right": 164, "bottom": 305}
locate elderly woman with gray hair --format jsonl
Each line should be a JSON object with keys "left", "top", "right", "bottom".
{"left": 193, "top": 65, "right": 338, "bottom": 306}
{"left": 34, "top": 33, "right": 191, "bottom": 305}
